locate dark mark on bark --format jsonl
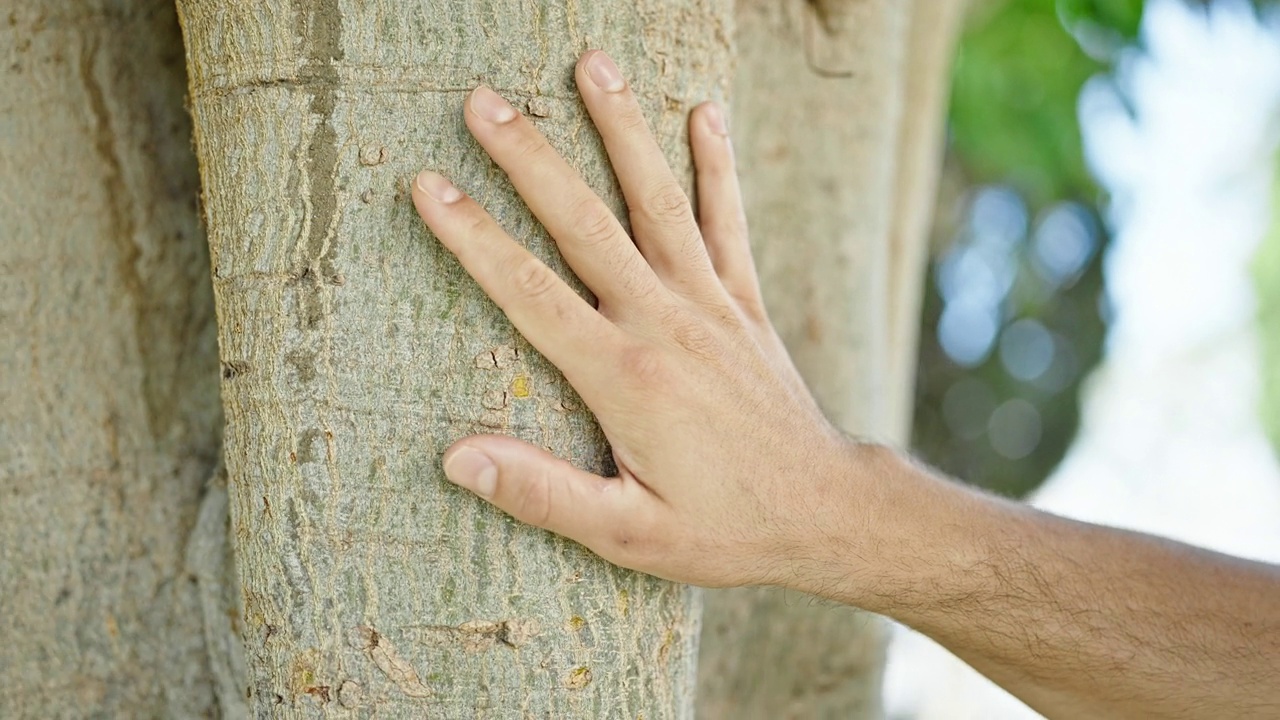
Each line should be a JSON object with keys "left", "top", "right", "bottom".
{"left": 303, "top": 685, "right": 331, "bottom": 703}
{"left": 221, "top": 359, "right": 252, "bottom": 380}
{"left": 80, "top": 36, "right": 175, "bottom": 437}
{"left": 296, "top": 428, "right": 326, "bottom": 465}
{"left": 807, "top": 0, "right": 856, "bottom": 34}
{"left": 803, "top": 0, "right": 858, "bottom": 78}
{"left": 285, "top": 350, "right": 317, "bottom": 384}
{"left": 293, "top": 0, "right": 344, "bottom": 327}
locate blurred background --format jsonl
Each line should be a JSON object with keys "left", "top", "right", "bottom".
{"left": 894, "top": 0, "right": 1280, "bottom": 716}
{"left": 913, "top": 0, "right": 1280, "bottom": 502}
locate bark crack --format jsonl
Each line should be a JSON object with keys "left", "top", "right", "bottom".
{"left": 803, "top": 0, "right": 859, "bottom": 78}
{"left": 293, "top": 0, "right": 344, "bottom": 311}
{"left": 79, "top": 35, "right": 165, "bottom": 435}
{"left": 353, "top": 626, "right": 434, "bottom": 700}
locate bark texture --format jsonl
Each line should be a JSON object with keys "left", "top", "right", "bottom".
{"left": 0, "top": 2, "right": 221, "bottom": 716}
{"left": 177, "top": 1, "right": 730, "bottom": 716}
{"left": 696, "top": 1, "right": 962, "bottom": 716}
{"left": 186, "top": 462, "right": 252, "bottom": 718}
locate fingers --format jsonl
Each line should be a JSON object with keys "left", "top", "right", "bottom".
{"left": 441, "top": 436, "right": 654, "bottom": 563}
{"left": 689, "top": 102, "right": 765, "bottom": 315}
{"left": 574, "top": 51, "right": 718, "bottom": 293}
{"left": 412, "top": 170, "right": 618, "bottom": 379}
{"left": 462, "top": 85, "right": 663, "bottom": 312}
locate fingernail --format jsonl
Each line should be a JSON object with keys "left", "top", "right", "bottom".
{"left": 704, "top": 103, "right": 728, "bottom": 137}
{"left": 444, "top": 446, "right": 498, "bottom": 498}
{"left": 470, "top": 85, "right": 518, "bottom": 124}
{"left": 585, "top": 51, "right": 625, "bottom": 93}
{"left": 416, "top": 170, "right": 463, "bottom": 204}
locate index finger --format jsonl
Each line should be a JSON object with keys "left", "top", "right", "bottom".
{"left": 412, "top": 169, "right": 621, "bottom": 382}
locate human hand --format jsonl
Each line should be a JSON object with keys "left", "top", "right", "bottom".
{"left": 411, "top": 50, "right": 862, "bottom": 590}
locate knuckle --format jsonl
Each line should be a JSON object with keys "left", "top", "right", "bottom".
{"left": 640, "top": 184, "right": 694, "bottom": 225}
{"left": 672, "top": 319, "right": 718, "bottom": 359}
{"left": 463, "top": 210, "right": 491, "bottom": 238}
{"left": 513, "top": 472, "right": 554, "bottom": 527}
{"left": 509, "top": 257, "right": 559, "bottom": 303}
{"left": 616, "top": 107, "right": 649, "bottom": 134}
{"left": 660, "top": 305, "right": 719, "bottom": 359}
{"left": 698, "top": 151, "right": 732, "bottom": 177}
{"left": 618, "top": 343, "right": 671, "bottom": 387}
{"left": 571, "top": 201, "right": 619, "bottom": 248}
{"left": 513, "top": 131, "right": 549, "bottom": 162}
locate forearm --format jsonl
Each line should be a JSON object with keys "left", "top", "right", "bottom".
{"left": 809, "top": 445, "right": 1280, "bottom": 719}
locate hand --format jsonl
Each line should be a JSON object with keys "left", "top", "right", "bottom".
{"left": 411, "top": 50, "right": 860, "bottom": 590}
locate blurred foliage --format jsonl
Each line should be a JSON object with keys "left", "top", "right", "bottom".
{"left": 916, "top": 0, "right": 1278, "bottom": 496}
{"left": 1256, "top": 154, "right": 1280, "bottom": 457}
{"left": 949, "top": 0, "right": 1143, "bottom": 205}
{"left": 911, "top": 0, "right": 1147, "bottom": 496}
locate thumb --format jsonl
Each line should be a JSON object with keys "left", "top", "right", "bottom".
{"left": 441, "top": 435, "right": 631, "bottom": 548}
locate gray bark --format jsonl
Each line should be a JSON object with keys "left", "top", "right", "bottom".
{"left": 176, "top": 1, "right": 730, "bottom": 716}
{"left": 186, "top": 461, "right": 252, "bottom": 718}
{"left": 0, "top": 1, "right": 221, "bottom": 716}
{"left": 696, "top": 1, "right": 963, "bottom": 716}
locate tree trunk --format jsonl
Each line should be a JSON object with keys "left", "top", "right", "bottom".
{"left": 0, "top": 1, "right": 221, "bottom": 716}
{"left": 887, "top": 0, "right": 969, "bottom": 444}
{"left": 696, "top": 1, "right": 963, "bottom": 716}
{"left": 176, "top": 1, "right": 730, "bottom": 715}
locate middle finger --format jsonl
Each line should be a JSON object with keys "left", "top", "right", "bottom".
{"left": 464, "top": 85, "right": 663, "bottom": 313}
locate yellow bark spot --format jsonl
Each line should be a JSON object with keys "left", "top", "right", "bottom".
{"left": 616, "top": 589, "right": 629, "bottom": 617}
{"left": 510, "top": 374, "right": 531, "bottom": 398}
{"left": 565, "top": 666, "right": 592, "bottom": 690}
{"left": 288, "top": 650, "right": 322, "bottom": 698}
{"left": 658, "top": 629, "right": 674, "bottom": 663}
{"left": 568, "top": 615, "right": 585, "bottom": 631}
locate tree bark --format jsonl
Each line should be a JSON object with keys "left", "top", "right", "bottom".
{"left": 696, "top": 1, "right": 963, "bottom": 716}
{"left": 0, "top": 1, "right": 221, "bottom": 716}
{"left": 176, "top": 1, "right": 730, "bottom": 715}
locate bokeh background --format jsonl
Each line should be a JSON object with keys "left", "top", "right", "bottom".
{"left": 911, "top": 0, "right": 1279, "bottom": 497}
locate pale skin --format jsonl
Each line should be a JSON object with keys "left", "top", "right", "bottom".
{"left": 410, "top": 50, "right": 1280, "bottom": 718}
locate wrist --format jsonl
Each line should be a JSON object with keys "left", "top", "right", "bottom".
{"left": 781, "top": 438, "right": 997, "bottom": 615}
